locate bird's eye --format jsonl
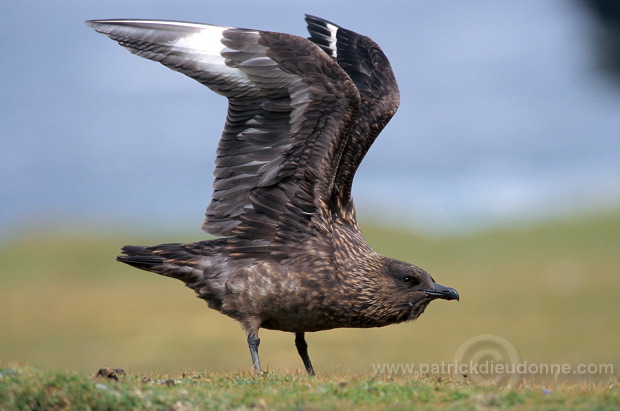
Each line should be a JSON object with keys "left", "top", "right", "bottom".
{"left": 401, "top": 276, "right": 419, "bottom": 286}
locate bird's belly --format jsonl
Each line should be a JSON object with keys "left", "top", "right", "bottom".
{"left": 220, "top": 263, "right": 347, "bottom": 332}
{"left": 260, "top": 312, "right": 337, "bottom": 333}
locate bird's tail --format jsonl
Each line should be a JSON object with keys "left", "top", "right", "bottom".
{"left": 116, "top": 239, "right": 228, "bottom": 288}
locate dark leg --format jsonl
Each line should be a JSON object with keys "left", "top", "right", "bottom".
{"left": 295, "top": 332, "right": 315, "bottom": 375}
{"left": 247, "top": 334, "right": 261, "bottom": 373}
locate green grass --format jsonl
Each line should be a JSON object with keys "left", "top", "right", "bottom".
{"left": 1, "top": 209, "right": 619, "bottom": 408}
{"left": 0, "top": 366, "right": 617, "bottom": 410}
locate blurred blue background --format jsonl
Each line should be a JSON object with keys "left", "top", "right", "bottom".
{"left": 2, "top": 0, "right": 620, "bottom": 237}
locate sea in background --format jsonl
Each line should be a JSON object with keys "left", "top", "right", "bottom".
{"left": 2, "top": 0, "right": 620, "bottom": 237}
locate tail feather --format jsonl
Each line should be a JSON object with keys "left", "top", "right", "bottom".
{"left": 116, "top": 251, "right": 166, "bottom": 271}
{"left": 117, "top": 243, "right": 203, "bottom": 284}
{"left": 117, "top": 240, "right": 230, "bottom": 310}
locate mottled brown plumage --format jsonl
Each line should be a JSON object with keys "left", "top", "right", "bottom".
{"left": 86, "top": 15, "right": 459, "bottom": 375}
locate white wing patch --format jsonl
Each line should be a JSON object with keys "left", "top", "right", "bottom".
{"left": 174, "top": 26, "right": 255, "bottom": 86}
{"left": 174, "top": 25, "right": 228, "bottom": 57}
{"left": 86, "top": 19, "right": 255, "bottom": 91}
{"left": 324, "top": 22, "right": 339, "bottom": 58}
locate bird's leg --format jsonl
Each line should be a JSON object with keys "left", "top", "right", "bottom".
{"left": 247, "top": 333, "right": 261, "bottom": 373}
{"left": 295, "top": 332, "right": 315, "bottom": 375}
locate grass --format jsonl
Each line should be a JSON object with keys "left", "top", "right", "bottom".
{"left": 0, "top": 365, "right": 617, "bottom": 410}
{"left": 1, "top": 209, "right": 619, "bottom": 408}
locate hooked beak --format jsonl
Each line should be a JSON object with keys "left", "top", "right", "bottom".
{"left": 424, "top": 283, "right": 459, "bottom": 301}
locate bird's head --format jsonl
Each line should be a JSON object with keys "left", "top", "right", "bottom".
{"left": 383, "top": 258, "right": 459, "bottom": 321}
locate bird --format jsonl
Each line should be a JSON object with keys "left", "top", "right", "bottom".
{"left": 86, "top": 15, "right": 459, "bottom": 375}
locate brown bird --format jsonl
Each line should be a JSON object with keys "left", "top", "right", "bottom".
{"left": 86, "top": 15, "right": 459, "bottom": 375}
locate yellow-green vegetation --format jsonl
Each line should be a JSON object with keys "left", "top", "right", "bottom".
{"left": 1, "top": 209, "right": 619, "bottom": 408}
{"left": 0, "top": 365, "right": 617, "bottom": 410}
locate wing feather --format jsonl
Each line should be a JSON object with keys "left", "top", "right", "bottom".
{"left": 306, "top": 15, "right": 400, "bottom": 221}
{"left": 87, "top": 19, "right": 361, "bottom": 256}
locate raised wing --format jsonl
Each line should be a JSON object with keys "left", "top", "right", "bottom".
{"left": 306, "top": 15, "right": 400, "bottom": 222}
{"left": 86, "top": 19, "right": 360, "bottom": 256}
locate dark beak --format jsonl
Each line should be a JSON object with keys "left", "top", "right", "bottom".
{"left": 424, "top": 283, "right": 459, "bottom": 301}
